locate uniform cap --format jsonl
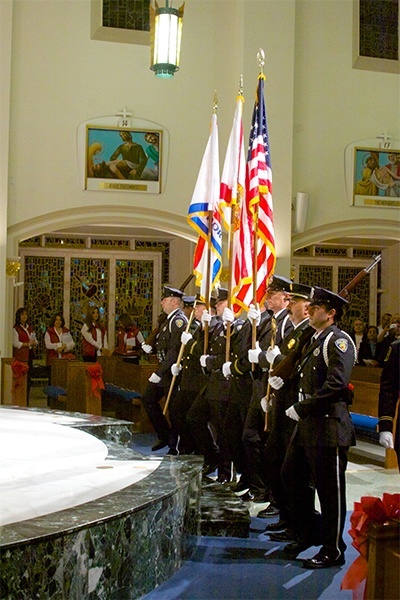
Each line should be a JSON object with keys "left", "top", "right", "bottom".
{"left": 216, "top": 288, "right": 228, "bottom": 302}
{"left": 289, "top": 282, "right": 313, "bottom": 300}
{"left": 162, "top": 286, "right": 184, "bottom": 299}
{"left": 310, "top": 286, "right": 348, "bottom": 318}
{"left": 267, "top": 275, "right": 292, "bottom": 293}
{"left": 183, "top": 295, "right": 196, "bottom": 307}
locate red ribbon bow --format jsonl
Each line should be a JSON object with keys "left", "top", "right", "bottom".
{"left": 85, "top": 362, "right": 105, "bottom": 399}
{"left": 341, "top": 493, "right": 400, "bottom": 599}
{"left": 11, "top": 360, "right": 29, "bottom": 392}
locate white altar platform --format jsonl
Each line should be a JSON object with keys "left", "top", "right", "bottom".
{"left": 0, "top": 407, "right": 161, "bottom": 526}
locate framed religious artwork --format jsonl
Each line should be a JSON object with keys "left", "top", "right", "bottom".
{"left": 85, "top": 126, "right": 162, "bottom": 193}
{"left": 345, "top": 140, "right": 400, "bottom": 208}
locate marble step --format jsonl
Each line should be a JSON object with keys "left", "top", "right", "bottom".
{"left": 200, "top": 478, "right": 251, "bottom": 538}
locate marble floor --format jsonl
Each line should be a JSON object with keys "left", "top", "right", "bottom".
{"left": 0, "top": 407, "right": 161, "bottom": 527}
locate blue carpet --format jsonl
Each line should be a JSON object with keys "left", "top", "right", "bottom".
{"left": 130, "top": 434, "right": 357, "bottom": 600}
{"left": 140, "top": 514, "right": 357, "bottom": 600}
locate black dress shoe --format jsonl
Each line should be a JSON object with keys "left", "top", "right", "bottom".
{"left": 264, "top": 520, "right": 288, "bottom": 532}
{"left": 231, "top": 480, "right": 250, "bottom": 495}
{"left": 202, "top": 463, "right": 218, "bottom": 476}
{"left": 283, "top": 540, "right": 313, "bottom": 556}
{"left": 257, "top": 505, "right": 279, "bottom": 518}
{"left": 302, "top": 552, "right": 345, "bottom": 569}
{"left": 268, "top": 530, "right": 294, "bottom": 542}
{"left": 151, "top": 439, "right": 168, "bottom": 451}
{"left": 166, "top": 447, "right": 178, "bottom": 455}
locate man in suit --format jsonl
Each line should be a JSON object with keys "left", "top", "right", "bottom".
{"left": 280, "top": 286, "right": 356, "bottom": 568}
{"left": 141, "top": 286, "right": 188, "bottom": 454}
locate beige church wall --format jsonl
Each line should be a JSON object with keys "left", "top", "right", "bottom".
{"left": 6, "top": 0, "right": 295, "bottom": 273}
{"left": 291, "top": 0, "right": 399, "bottom": 236}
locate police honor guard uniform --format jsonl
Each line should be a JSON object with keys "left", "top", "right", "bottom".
{"left": 282, "top": 287, "right": 356, "bottom": 568}
{"left": 141, "top": 287, "right": 187, "bottom": 452}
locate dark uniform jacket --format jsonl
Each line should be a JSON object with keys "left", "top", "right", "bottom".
{"left": 204, "top": 316, "right": 244, "bottom": 402}
{"left": 293, "top": 324, "right": 356, "bottom": 447}
{"left": 180, "top": 320, "right": 209, "bottom": 393}
{"left": 154, "top": 308, "right": 187, "bottom": 383}
{"left": 378, "top": 339, "right": 400, "bottom": 443}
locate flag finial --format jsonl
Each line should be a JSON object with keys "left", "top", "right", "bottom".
{"left": 257, "top": 48, "right": 265, "bottom": 75}
{"left": 213, "top": 91, "right": 218, "bottom": 113}
{"left": 238, "top": 75, "right": 244, "bottom": 97}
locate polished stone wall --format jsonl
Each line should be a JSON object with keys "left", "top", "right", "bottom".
{"left": 0, "top": 408, "right": 202, "bottom": 599}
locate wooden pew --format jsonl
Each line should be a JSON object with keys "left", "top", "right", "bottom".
{"left": 351, "top": 366, "right": 398, "bottom": 469}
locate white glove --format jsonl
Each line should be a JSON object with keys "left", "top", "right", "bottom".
{"left": 149, "top": 372, "right": 161, "bottom": 384}
{"left": 171, "top": 363, "right": 182, "bottom": 377}
{"left": 222, "top": 307, "right": 234, "bottom": 324}
{"left": 181, "top": 331, "right": 193, "bottom": 345}
{"left": 379, "top": 431, "right": 394, "bottom": 449}
{"left": 285, "top": 405, "right": 300, "bottom": 421}
{"left": 248, "top": 341, "right": 262, "bottom": 364}
{"left": 201, "top": 310, "right": 212, "bottom": 325}
{"left": 142, "top": 343, "right": 152, "bottom": 354}
{"left": 247, "top": 304, "right": 261, "bottom": 326}
{"left": 266, "top": 346, "right": 280, "bottom": 364}
{"left": 260, "top": 397, "right": 268, "bottom": 413}
{"left": 269, "top": 375, "right": 284, "bottom": 390}
{"left": 222, "top": 362, "right": 232, "bottom": 378}
{"left": 200, "top": 355, "right": 209, "bottom": 368}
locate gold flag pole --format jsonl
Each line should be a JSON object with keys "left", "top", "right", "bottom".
{"left": 163, "top": 300, "right": 198, "bottom": 416}
{"left": 225, "top": 77, "right": 244, "bottom": 362}
{"left": 264, "top": 315, "right": 276, "bottom": 431}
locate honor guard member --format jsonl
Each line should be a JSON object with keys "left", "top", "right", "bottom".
{"left": 378, "top": 329, "right": 400, "bottom": 469}
{"left": 191, "top": 288, "right": 243, "bottom": 483}
{"left": 141, "top": 286, "right": 188, "bottom": 453}
{"left": 169, "top": 294, "right": 210, "bottom": 455}
{"left": 262, "top": 282, "right": 316, "bottom": 535}
{"left": 282, "top": 286, "right": 356, "bottom": 568}
{"left": 221, "top": 307, "right": 256, "bottom": 495}
{"left": 242, "top": 275, "right": 294, "bottom": 503}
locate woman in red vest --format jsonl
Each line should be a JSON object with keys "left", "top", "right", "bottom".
{"left": 81, "top": 305, "right": 109, "bottom": 362}
{"left": 13, "top": 307, "right": 37, "bottom": 364}
{"left": 114, "top": 313, "right": 145, "bottom": 357}
{"left": 44, "top": 313, "right": 75, "bottom": 366}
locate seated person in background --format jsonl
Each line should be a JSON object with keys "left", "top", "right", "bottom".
{"left": 377, "top": 312, "right": 393, "bottom": 343}
{"left": 378, "top": 314, "right": 400, "bottom": 366}
{"left": 44, "top": 313, "right": 75, "bottom": 366}
{"left": 114, "top": 313, "right": 145, "bottom": 356}
{"left": 349, "top": 317, "right": 367, "bottom": 359}
{"left": 81, "top": 305, "right": 111, "bottom": 362}
{"left": 357, "top": 325, "right": 381, "bottom": 366}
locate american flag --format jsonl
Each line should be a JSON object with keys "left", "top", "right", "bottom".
{"left": 187, "top": 113, "right": 222, "bottom": 301}
{"left": 246, "top": 75, "right": 276, "bottom": 305}
{"left": 220, "top": 93, "right": 253, "bottom": 313}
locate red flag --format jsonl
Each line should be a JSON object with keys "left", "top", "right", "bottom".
{"left": 220, "top": 93, "right": 253, "bottom": 313}
{"left": 246, "top": 74, "right": 276, "bottom": 305}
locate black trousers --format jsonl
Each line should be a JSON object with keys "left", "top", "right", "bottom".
{"left": 187, "top": 388, "right": 219, "bottom": 466}
{"left": 282, "top": 442, "right": 348, "bottom": 556}
{"left": 224, "top": 374, "right": 253, "bottom": 481}
{"left": 141, "top": 381, "right": 173, "bottom": 445}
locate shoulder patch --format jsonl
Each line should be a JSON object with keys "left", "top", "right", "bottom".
{"left": 175, "top": 318, "right": 185, "bottom": 329}
{"left": 335, "top": 338, "right": 348, "bottom": 353}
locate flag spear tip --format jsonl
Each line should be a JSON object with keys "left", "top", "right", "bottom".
{"left": 238, "top": 75, "right": 244, "bottom": 96}
{"left": 257, "top": 48, "right": 265, "bottom": 74}
{"left": 213, "top": 91, "right": 218, "bottom": 113}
